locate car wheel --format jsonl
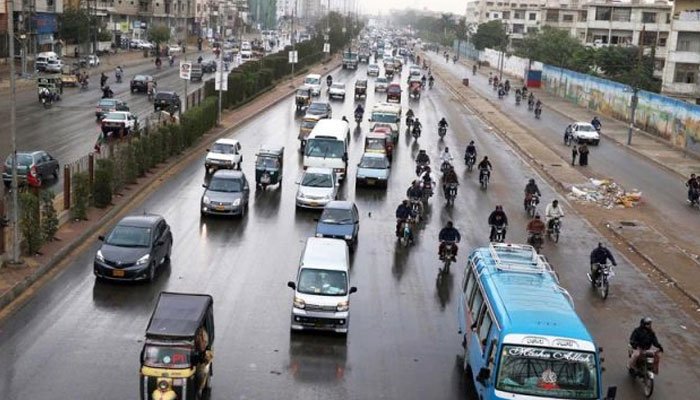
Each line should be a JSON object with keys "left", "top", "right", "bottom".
{"left": 593, "top": 140, "right": 600, "bottom": 146}
{"left": 164, "top": 243, "right": 172, "bottom": 264}
{"left": 147, "top": 262, "right": 156, "bottom": 283}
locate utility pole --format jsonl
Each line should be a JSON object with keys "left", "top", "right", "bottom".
{"left": 218, "top": 3, "right": 226, "bottom": 125}
{"left": 628, "top": 25, "right": 645, "bottom": 146}
{"left": 291, "top": 0, "right": 296, "bottom": 78}
{"left": 8, "top": 0, "right": 23, "bottom": 267}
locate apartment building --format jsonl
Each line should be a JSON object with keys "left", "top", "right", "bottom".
{"left": 465, "top": 0, "right": 546, "bottom": 44}
{"left": 661, "top": 0, "right": 700, "bottom": 104}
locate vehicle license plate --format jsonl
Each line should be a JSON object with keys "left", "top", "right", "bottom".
{"left": 112, "top": 270, "right": 125, "bottom": 277}
{"left": 366, "top": 179, "right": 376, "bottom": 185}
{"left": 261, "top": 175, "right": 271, "bottom": 183}
{"left": 309, "top": 201, "right": 318, "bottom": 207}
{"left": 215, "top": 205, "right": 225, "bottom": 211}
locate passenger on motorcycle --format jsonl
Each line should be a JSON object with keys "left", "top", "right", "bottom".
{"left": 464, "top": 141, "right": 477, "bottom": 163}
{"left": 524, "top": 178, "right": 542, "bottom": 209}
{"left": 628, "top": 317, "right": 663, "bottom": 374}
{"left": 488, "top": 205, "right": 508, "bottom": 241}
{"left": 412, "top": 118, "right": 423, "bottom": 135}
{"left": 406, "top": 109, "right": 415, "bottom": 119}
{"left": 438, "top": 117, "right": 448, "bottom": 130}
{"left": 589, "top": 242, "right": 617, "bottom": 283}
{"left": 440, "top": 147, "right": 453, "bottom": 170}
{"left": 526, "top": 214, "right": 546, "bottom": 242}
{"left": 528, "top": 92, "right": 535, "bottom": 106}
{"left": 438, "top": 221, "right": 461, "bottom": 260}
{"left": 442, "top": 166, "right": 459, "bottom": 196}
{"left": 416, "top": 149, "right": 430, "bottom": 165}
{"left": 38, "top": 87, "right": 54, "bottom": 103}
{"left": 354, "top": 103, "right": 364, "bottom": 119}
{"left": 591, "top": 116, "right": 602, "bottom": 131}
{"left": 406, "top": 180, "right": 424, "bottom": 201}
{"left": 686, "top": 173, "right": 699, "bottom": 203}
{"left": 544, "top": 199, "right": 564, "bottom": 232}
{"left": 395, "top": 200, "right": 415, "bottom": 238}
{"left": 477, "top": 156, "right": 492, "bottom": 182}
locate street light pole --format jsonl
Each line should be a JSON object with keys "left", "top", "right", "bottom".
{"left": 218, "top": 4, "right": 225, "bottom": 125}
{"left": 8, "top": 0, "right": 22, "bottom": 266}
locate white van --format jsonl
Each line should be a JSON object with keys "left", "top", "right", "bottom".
{"left": 304, "top": 73, "right": 322, "bottom": 96}
{"left": 287, "top": 237, "right": 357, "bottom": 334}
{"left": 303, "top": 119, "right": 350, "bottom": 180}
{"left": 35, "top": 51, "right": 59, "bottom": 72}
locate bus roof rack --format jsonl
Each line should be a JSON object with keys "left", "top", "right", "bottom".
{"left": 488, "top": 243, "right": 557, "bottom": 278}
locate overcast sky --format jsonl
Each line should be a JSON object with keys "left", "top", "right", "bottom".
{"left": 360, "top": 0, "right": 465, "bottom": 15}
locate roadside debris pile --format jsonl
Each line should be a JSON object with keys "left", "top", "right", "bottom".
{"left": 569, "top": 179, "right": 642, "bottom": 208}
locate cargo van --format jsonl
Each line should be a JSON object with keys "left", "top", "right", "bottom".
{"left": 287, "top": 237, "right": 357, "bottom": 334}
{"left": 35, "top": 51, "right": 59, "bottom": 72}
{"left": 303, "top": 119, "right": 350, "bottom": 180}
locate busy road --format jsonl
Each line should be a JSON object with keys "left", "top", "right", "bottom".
{"left": 0, "top": 57, "right": 698, "bottom": 399}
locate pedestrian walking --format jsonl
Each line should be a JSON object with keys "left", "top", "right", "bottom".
{"left": 571, "top": 145, "right": 578, "bottom": 165}
{"left": 578, "top": 143, "right": 589, "bottom": 166}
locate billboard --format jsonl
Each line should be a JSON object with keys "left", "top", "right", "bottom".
{"left": 33, "top": 13, "right": 58, "bottom": 35}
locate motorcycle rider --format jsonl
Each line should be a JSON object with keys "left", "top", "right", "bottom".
{"left": 477, "top": 156, "right": 492, "bottom": 184}
{"left": 438, "top": 117, "right": 448, "bottom": 130}
{"left": 100, "top": 72, "right": 108, "bottom": 88}
{"left": 412, "top": 117, "right": 423, "bottom": 136}
{"left": 438, "top": 221, "right": 461, "bottom": 260}
{"left": 442, "top": 165, "right": 459, "bottom": 196}
{"left": 524, "top": 178, "right": 542, "bottom": 209}
{"left": 488, "top": 205, "right": 508, "bottom": 241}
{"left": 589, "top": 242, "right": 617, "bottom": 283}
{"left": 406, "top": 180, "right": 424, "bottom": 201}
{"left": 354, "top": 103, "right": 365, "bottom": 120}
{"left": 115, "top": 66, "right": 123, "bottom": 83}
{"left": 169, "top": 54, "right": 175, "bottom": 67}
{"left": 101, "top": 85, "right": 114, "bottom": 99}
{"left": 526, "top": 214, "right": 546, "bottom": 244}
{"left": 591, "top": 116, "right": 602, "bottom": 131}
{"left": 38, "top": 87, "right": 53, "bottom": 104}
{"left": 440, "top": 147, "right": 454, "bottom": 168}
{"left": 147, "top": 80, "right": 156, "bottom": 99}
{"left": 545, "top": 199, "right": 564, "bottom": 232}
{"left": 416, "top": 149, "right": 430, "bottom": 175}
{"left": 628, "top": 317, "right": 663, "bottom": 375}
{"left": 504, "top": 79, "right": 510, "bottom": 93}
{"left": 535, "top": 99, "right": 543, "bottom": 113}
{"left": 395, "top": 200, "right": 415, "bottom": 239}
{"left": 326, "top": 75, "right": 333, "bottom": 87}
{"left": 527, "top": 92, "right": 535, "bottom": 108}
{"left": 686, "top": 173, "right": 699, "bottom": 203}
{"left": 421, "top": 74, "right": 427, "bottom": 87}
{"left": 428, "top": 74, "right": 435, "bottom": 87}
{"left": 464, "top": 141, "right": 477, "bottom": 164}
{"left": 406, "top": 108, "right": 415, "bottom": 119}
{"left": 564, "top": 124, "right": 574, "bottom": 144}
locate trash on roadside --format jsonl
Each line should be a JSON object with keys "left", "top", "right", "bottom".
{"left": 568, "top": 178, "right": 642, "bottom": 208}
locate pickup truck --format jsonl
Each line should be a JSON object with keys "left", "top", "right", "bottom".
{"left": 342, "top": 51, "right": 359, "bottom": 69}
{"left": 101, "top": 111, "right": 138, "bottom": 137}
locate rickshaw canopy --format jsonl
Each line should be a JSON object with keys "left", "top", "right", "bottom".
{"left": 146, "top": 292, "right": 215, "bottom": 342}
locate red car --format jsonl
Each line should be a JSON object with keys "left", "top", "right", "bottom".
{"left": 386, "top": 83, "right": 401, "bottom": 103}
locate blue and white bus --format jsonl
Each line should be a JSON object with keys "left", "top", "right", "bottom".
{"left": 458, "top": 243, "right": 616, "bottom": 400}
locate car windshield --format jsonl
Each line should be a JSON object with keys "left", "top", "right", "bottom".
{"left": 305, "top": 77, "right": 320, "bottom": 85}
{"left": 305, "top": 139, "right": 345, "bottom": 159}
{"left": 301, "top": 172, "right": 333, "bottom": 188}
{"left": 496, "top": 345, "right": 598, "bottom": 399}
{"left": 99, "top": 99, "right": 117, "bottom": 107}
{"left": 360, "top": 155, "right": 387, "bottom": 169}
{"left": 105, "top": 225, "right": 151, "bottom": 247}
{"left": 577, "top": 125, "right": 596, "bottom": 132}
{"left": 143, "top": 345, "right": 191, "bottom": 369}
{"left": 208, "top": 177, "right": 242, "bottom": 192}
{"left": 320, "top": 208, "right": 354, "bottom": 224}
{"left": 369, "top": 65, "right": 378, "bottom": 69}
{"left": 308, "top": 104, "right": 327, "bottom": 114}
{"left": 365, "top": 138, "right": 385, "bottom": 151}
{"left": 331, "top": 83, "right": 344, "bottom": 89}
{"left": 105, "top": 113, "right": 126, "bottom": 120}
{"left": 134, "top": 75, "right": 147, "bottom": 81}
{"left": 376, "top": 78, "right": 387, "bottom": 83}
{"left": 211, "top": 143, "right": 235, "bottom": 154}
{"left": 297, "top": 268, "right": 348, "bottom": 296}
{"left": 256, "top": 156, "right": 279, "bottom": 169}
{"left": 372, "top": 113, "right": 397, "bottom": 123}
{"left": 301, "top": 119, "right": 318, "bottom": 129}
{"left": 5, "top": 154, "right": 34, "bottom": 167}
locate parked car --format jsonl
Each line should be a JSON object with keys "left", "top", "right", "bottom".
{"left": 130, "top": 74, "right": 156, "bottom": 93}
{"left": 167, "top": 44, "right": 182, "bottom": 55}
{"left": 355, "top": 152, "right": 390, "bottom": 188}
{"left": 139, "top": 41, "right": 155, "bottom": 50}
{"left": 154, "top": 91, "right": 181, "bottom": 112}
{"left": 95, "top": 98, "right": 129, "bottom": 120}
{"left": 2, "top": 151, "right": 59, "bottom": 187}
{"left": 328, "top": 82, "right": 346, "bottom": 100}
{"left": 305, "top": 101, "right": 332, "bottom": 119}
{"left": 315, "top": 201, "right": 360, "bottom": 250}
{"left": 296, "top": 167, "right": 339, "bottom": 209}
{"left": 569, "top": 122, "right": 601, "bottom": 145}
{"left": 189, "top": 64, "right": 203, "bottom": 82}
{"left": 205, "top": 138, "right": 243, "bottom": 172}
{"left": 200, "top": 170, "right": 250, "bottom": 217}
{"left": 87, "top": 54, "right": 100, "bottom": 67}
{"left": 93, "top": 214, "right": 173, "bottom": 282}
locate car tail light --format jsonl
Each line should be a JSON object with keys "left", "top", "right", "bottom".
{"left": 29, "top": 166, "right": 37, "bottom": 178}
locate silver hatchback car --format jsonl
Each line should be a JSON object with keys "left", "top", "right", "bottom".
{"left": 200, "top": 170, "right": 250, "bottom": 217}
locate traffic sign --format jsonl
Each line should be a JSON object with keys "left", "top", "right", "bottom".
{"left": 179, "top": 62, "right": 191, "bottom": 80}
{"left": 215, "top": 72, "right": 229, "bottom": 91}
{"left": 323, "top": 43, "right": 330, "bottom": 53}
{"left": 288, "top": 50, "right": 298, "bottom": 64}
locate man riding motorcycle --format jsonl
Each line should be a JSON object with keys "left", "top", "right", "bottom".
{"left": 524, "top": 178, "right": 542, "bottom": 210}
{"left": 421, "top": 75, "right": 427, "bottom": 88}
{"left": 395, "top": 200, "right": 415, "bottom": 239}
{"left": 100, "top": 72, "right": 108, "bottom": 88}
{"left": 442, "top": 165, "right": 459, "bottom": 197}
{"left": 686, "top": 173, "right": 699, "bottom": 204}
{"left": 412, "top": 117, "right": 423, "bottom": 137}
{"left": 488, "top": 205, "right": 508, "bottom": 242}
{"left": 326, "top": 75, "right": 333, "bottom": 87}
{"left": 438, "top": 221, "right": 461, "bottom": 261}
{"left": 38, "top": 87, "right": 54, "bottom": 104}
{"left": 477, "top": 156, "right": 492, "bottom": 184}
{"left": 526, "top": 214, "right": 546, "bottom": 247}
{"left": 440, "top": 147, "right": 453, "bottom": 171}
{"left": 527, "top": 92, "right": 535, "bottom": 109}
{"left": 406, "top": 181, "right": 425, "bottom": 216}
{"left": 589, "top": 242, "right": 617, "bottom": 283}
{"left": 544, "top": 199, "right": 564, "bottom": 233}
{"left": 438, "top": 117, "right": 448, "bottom": 135}
{"left": 101, "top": 85, "right": 114, "bottom": 99}
{"left": 628, "top": 317, "right": 663, "bottom": 375}
{"left": 591, "top": 116, "right": 602, "bottom": 131}
{"left": 464, "top": 141, "right": 477, "bottom": 165}
{"left": 354, "top": 104, "right": 364, "bottom": 121}
{"left": 428, "top": 74, "right": 435, "bottom": 88}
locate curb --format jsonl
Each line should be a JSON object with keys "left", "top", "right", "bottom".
{"left": 606, "top": 224, "right": 700, "bottom": 307}
{"left": 0, "top": 59, "right": 342, "bottom": 313}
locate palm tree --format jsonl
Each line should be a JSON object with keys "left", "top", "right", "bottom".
{"left": 441, "top": 13, "right": 453, "bottom": 40}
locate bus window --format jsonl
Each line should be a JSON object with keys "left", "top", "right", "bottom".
{"left": 463, "top": 269, "right": 474, "bottom": 294}
{"left": 471, "top": 290, "right": 483, "bottom": 323}
{"left": 478, "top": 311, "right": 493, "bottom": 349}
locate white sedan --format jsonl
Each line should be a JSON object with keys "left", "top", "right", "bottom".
{"left": 328, "top": 82, "right": 346, "bottom": 99}
{"left": 569, "top": 122, "right": 600, "bottom": 145}
{"left": 296, "top": 167, "right": 339, "bottom": 209}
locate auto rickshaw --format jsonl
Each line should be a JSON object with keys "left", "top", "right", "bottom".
{"left": 140, "top": 292, "right": 215, "bottom": 400}
{"left": 386, "top": 83, "right": 401, "bottom": 103}
{"left": 37, "top": 75, "right": 62, "bottom": 102}
{"left": 255, "top": 144, "right": 284, "bottom": 189}
{"left": 299, "top": 114, "right": 322, "bottom": 148}
{"left": 295, "top": 86, "right": 312, "bottom": 110}
{"left": 408, "top": 78, "right": 422, "bottom": 100}
{"left": 364, "top": 132, "right": 393, "bottom": 161}
{"left": 354, "top": 79, "right": 367, "bottom": 99}
{"left": 60, "top": 65, "right": 79, "bottom": 87}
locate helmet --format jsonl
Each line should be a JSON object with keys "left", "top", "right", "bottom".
{"left": 446, "top": 221, "right": 453, "bottom": 228}
{"left": 496, "top": 205, "right": 503, "bottom": 211}
{"left": 469, "top": 140, "right": 474, "bottom": 145}
{"left": 419, "top": 149, "right": 426, "bottom": 154}
{"left": 641, "top": 317, "right": 652, "bottom": 326}
{"left": 529, "top": 178, "right": 535, "bottom": 184}
{"left": 484, "top": 156, "right": 489, "bottom": 160}
{"left": 402, "top": 200, "right": 409, "bottom": 206}
{"left": 444, "top": 147, "right": 449, "bottom": 152}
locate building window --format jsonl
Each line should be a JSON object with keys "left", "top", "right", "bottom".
{"left": 503, "top": 11, "right": 510, "bottom": 19}
{"left": 546, "top": 10, "right": 559, "bottom": 22}
{"left": 640, "top": 31, "right": 657, "bottom": 46}
{"left": 519, "top": 3, "right": 527, "bottom": 7}
{"left": 666, "top": 13, "right": 670, "bottom": 24}
{"left": 658, "top": 33, "right": 667, "bottom": 47}
{"left": 610, "top": 34, "right": 632, "bottom": 45}
{"left": 487, "top": 2, "right": 494, "bottom": 5}
{"left": 562, "top": 14, "right": 574, "bottom": 22}
{"left": 512, "top": 23, "right": 524, "bottom": 33}
{"left": 677, "top": 32, "right": 700, "bottom": 52}
{"left": 514, "top": 11, "right": 523, "bottom": 19}
{"left": 580, "top": 10, "right": 587, "bottom": 21}
{"left": 529, "top": 12, "right": 537, "bottom": 20}
{"left": 596, "top": 7, "right": 611, "bottom": 21}
{"left": 674, "top": 63, "right": 698, "bottom": 84}
{"left": 642, "top": 12, "right": 656, "bottom": 23}
{"left": 612, "top": 8, "right": 631, "bottom": 22}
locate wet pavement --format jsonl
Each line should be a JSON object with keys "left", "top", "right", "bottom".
{"left": 0, "top": 59, "right": 698, "bottom": 399}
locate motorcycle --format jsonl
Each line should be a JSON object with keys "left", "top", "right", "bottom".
{"left": 115, "top": 72, "right": 123, "bottom": 83}
{"left": 440, "top": 160, "right": 453, "bottom": 175}
{"left": 438, "top": 125, "right": 447, "bottom": 138}
{"left": 421, "top": 180, "right": 434, "bottom": 202}
{"left": 479, "top": 168, "right": 490, "bottom": 190}
{"left": 440, "top": 241, "right": 457, "bottom": 272}
{"left": 527, "top": 232, "right": 544, "bottom": 253}
{"left": 535, "top": 107, "right": 542, "bottom": 119}
{"left": 399, "top": 217, "right": 414, "bottom": 248}
{"left": 40, "top": 94, "right": 53, "bottom": 109}
{"left": 444, "top": 183, "right": 457, "bottom": 206}
{"left": 80, "top": 79, "right": 89, "bottom": 91}
{"left": 547, "top": 217, "right": 561, "bottom": 243}
{"left": 406, "top": 115, "right": 414, "bottom": 129}
{"left": 498, "top": 89, "right": 505, "bottom": 99}
{"left": 416, "top": 162, "right": 430, "bottom": 176}
{"left": 409, "top": 200, "right": 423, "bottom": 224}
{"left": 465, "top": 154, "right": 476, "bottom": 172}
{"left": 588, "top": 262, "right": 614, "bottom": 299}
{"left": 525, "top": 194, "right": 539, "bottom": 218}
{"left": 354, "top": 111, "right": 363, "bottom": 124}
{"left": 628, "top": 347, "right": 658, "bottom": 398}
{"left": 528, "top": 100, "right": 534, "bottom": 111}
{"left": 491, "top": 224, "right": 506, "bottom": 243}
{"left": 515, "top": 95, "right": 521, "bottom": 105}
{"left": 412, "top": 125, "right": 422, "bottom": 139}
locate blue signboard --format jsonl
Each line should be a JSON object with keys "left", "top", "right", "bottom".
{"left": 33, "top": 13, "right": 58, "bottom": 35}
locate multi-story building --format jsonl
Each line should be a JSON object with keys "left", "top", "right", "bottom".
{"left": 661, "top": 0, "right": 700, "bottom": 104}
{"left": 465, "top": 0, "right": 546, "bottom": 45}
{"left": 11, "top": 0, "right": 64, "bottom": 52}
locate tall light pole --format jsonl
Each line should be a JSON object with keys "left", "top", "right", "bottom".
{"left": 218, "top": 3, "right": 226, "bottom": 125}
{"left": 8, "top": 0, "right": 22, "bottom": 266}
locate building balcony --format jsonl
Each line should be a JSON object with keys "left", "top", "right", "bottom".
{"left": 667, "top": 51, "right": 700, "bottom": 65}
{"left": 662, "top": 82, "right": 700, "bottom": 98}
{"left": 672, "top": 18, "right": 700, "bottom": 33}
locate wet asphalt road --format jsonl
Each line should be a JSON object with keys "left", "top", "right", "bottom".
{"left": 0, "top": 59, "right": 698, "bottom": 400}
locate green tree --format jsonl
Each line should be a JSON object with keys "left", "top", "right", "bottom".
{"left": 472, "top": 21, "right": 508, "bottom": 51}
{"left": 19, "top": 191, "right": 42, "bottom": 255}
{"left": 93, "top": 159, "right": 114, "bottom": 208}
{"left": 58, "top": 7, "right": 91, "bottom": 45}
{"left": 148, "top": 25, "right": 171, "bottom": 46}
{"left": 516, "top": 26, "right": 589, "bottom": 71}
{"left": 72, "top": 172, "right": 90, "bottom": 221}
{"left": 596, "top": 46, "right": 659, "bottom": 92}
{"left": 40, "top": 190, "right": 59, "bottom": 242}
{"left": 440, "top": 13, "right": 454, "bottom": 40}
{"left": 455, "top": 17, "right": 468, "bottom": 56}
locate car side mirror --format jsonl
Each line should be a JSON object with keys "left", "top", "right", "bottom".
{"left": 202, "top": 183, "right": 207, "bottom": 188}
{"left": 476, "top": 367, "right": 490, "bottom": 385}
{"left": 349, "top": 286, "right": 357, "bottom": 294}
{"left": 98, "top": 235, "right": 105, "bottom": 241}
{"left": 156, "top": 240, "right": 165, "bottom": 246}
{"left": 287, "top": 281, "right": 296, "bottom": 290}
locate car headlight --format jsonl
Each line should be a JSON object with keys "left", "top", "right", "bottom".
{"left": 232, "top": 198, "right": 241, "bottom": 206}
{"left": 95, "top": 250, "right": 105, "bottom": 262}
{"left": 337, "top": 301, "right": 349, "bottom": 312}
{"left": 344, "top": 235, "right": 353, "bottom": 240}
{"left": 136, "top": 254, "right": 150, "bottom": 266}
{"left": 315, "top": 233, "right": 323, "bottom": 238}
{"left": 293, "top": 296, "right": 306, "bottom": 309}
{"left": 203, "top": 195, "right": 211, "bottom": 205}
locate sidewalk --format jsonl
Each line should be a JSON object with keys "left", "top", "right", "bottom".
{"left": 430, "top": 55, "right": 700, "bottom": 306}
{"left": 0, "top": 57, "right": 340, "bottom": 315}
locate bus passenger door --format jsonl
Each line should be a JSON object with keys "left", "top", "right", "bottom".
{"left": 473, "top": 306, "right": 495, "bottom": 398}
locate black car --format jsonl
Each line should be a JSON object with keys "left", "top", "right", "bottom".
{"left": 154, "top": 91, "right": 181, "bottom": 112}
{"left": 201, "top": 59, "right": 217, "bottom": 73}
{"left": 130, "top": 74, "right": 156, "bottom": 93}
{"left": 2, "top": 150, "right": 59, "bottom": 187}
{"left": 306, "top": 101, "right": 333, "bottom": 119}
{"left": 95, "top": 98, "right": 129, "bottom": 120}
{"left": 94, "top": 214, "right": 173, "bottom": 282}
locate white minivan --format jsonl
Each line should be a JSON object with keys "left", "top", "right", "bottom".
{"left": 304, "top": 73, "right": 322, "bottom": 96}
{"left": 287, "top": 237, "right": 357, "bottom": 334}
{"left": 303, "top": 119, "right": 350, "bottom": 180}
